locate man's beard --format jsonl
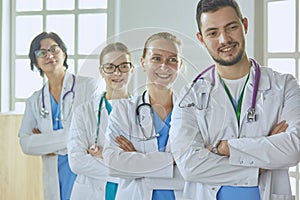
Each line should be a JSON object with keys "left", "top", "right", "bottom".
{"left": 206, "top": 41, "right": 245, "bottom": 66}
{"left": 212, "top": 49, "right": 244, "bottom": 66}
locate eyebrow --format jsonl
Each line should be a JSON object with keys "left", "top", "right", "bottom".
{"left": 39, "top": 44, "right": 58, "bottom": 50}
{"left": 150, "top": 53, "right": 178, "bottom": 57}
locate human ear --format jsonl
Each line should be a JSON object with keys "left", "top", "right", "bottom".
{"left": 140, "top": 57, "right": 146, "bottom": 71}
{"left": 242, "top": 17, "right": 249, "bottom": 34}
{"left": 196, "top": 32, "right": 204, "bottom": 44}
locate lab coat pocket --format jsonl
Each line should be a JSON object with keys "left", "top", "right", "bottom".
{"left": 271, "top": 194, "right": 295, "bottom": 200}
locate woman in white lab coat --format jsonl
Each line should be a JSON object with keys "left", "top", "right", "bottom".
{"left": 18, "top": 32, "right": 98, "bottom": 200}
{"left": 103, "top": 32, "right": 185, "bottom": 200}
{"left": 68, "top": 42, "right": 134, "bottom": 200}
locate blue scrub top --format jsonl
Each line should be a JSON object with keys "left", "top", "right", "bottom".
{"left": 217, "top": 186, "right": 260, "bottom": 200}
{"left": 102, "top": 98, "right": 118, "bottom": 200}
{"left": 50, "top": 94, "right": 76, "bottom": 200}
{"left": 152, "top": 110, "right": 175, "bottom": 200}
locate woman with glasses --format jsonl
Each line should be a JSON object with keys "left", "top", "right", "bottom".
{"left": 68, "top": 42, "right": 134, "bottom": 200}
{"left": 18, "top": 32, "right": 98, "bottom": 200}
{"left": 103, "top": 32, "right": 184, "bottom": 200}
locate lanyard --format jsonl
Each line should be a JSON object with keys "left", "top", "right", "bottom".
{"left": 221, "top": 73, "right": 250, "bottom": 123}
{"left": 94, "top": 92, "right": 112, "bottom": 145}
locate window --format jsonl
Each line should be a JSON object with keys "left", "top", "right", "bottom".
{"left": 11, "top": 0, "right": 108, "bottom": 113}
{"left": 264, "top": 0, "right": 300, "bottom": 199}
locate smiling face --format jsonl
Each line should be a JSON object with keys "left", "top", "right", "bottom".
{"left": 100, "top": 51, "right": 133, "bottom": 92}
{"left": 141, "top": 38, "right": 182, "bottom": 89}
{"left": 197, "top": 6, "right": 248, "bottom": 67}
{"left": 35, "top": 38, "right": 66, "bottom": 76}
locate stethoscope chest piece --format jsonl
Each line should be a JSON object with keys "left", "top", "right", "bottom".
{"left": 40, "top": 107, "right": 49, "bottom": 118}
{"left": 247, "top": 108, "right": 257, "bottom": 122}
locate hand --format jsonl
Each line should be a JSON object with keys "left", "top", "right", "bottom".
{"left": 269, "top": 120, "right": 288, "bottom": 136}
{"left": 259, "top": 168, "right": 266, "bottom": 175}
{"left": 87, "top": 144, "right": 103, "bottom": 158}
{"left": 46, "top": 153, "right": 56, "bottom": 156}
{"left": 217, "top": 140, "right": 230, "bottom": 156}
{"left": 32, "top": 128, "right": 41, "bottom": 134}
{"left": 206, "top": 141, "right": 229, "bottom": 156}
{"left": 115, "top": 135, "right": 136, "bottom": 152}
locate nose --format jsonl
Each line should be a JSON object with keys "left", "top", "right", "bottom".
{"left": 218, "top": 31, "right": 231, "bottom": 45}
{"left": 113, "top": 67, "right": 122, "bottom": 75}
{"left": 46, "top": 51, "right": 54, "bottom": 58}
{"left": 159, "top": 62, "right": 167, "bottom": 70}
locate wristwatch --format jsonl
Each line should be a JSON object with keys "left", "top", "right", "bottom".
{"left": 211, "top": 140, "right": 222, "bottom": 155}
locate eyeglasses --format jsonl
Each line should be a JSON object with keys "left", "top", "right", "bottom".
{"left": 101, "top": 62, "right": 132, "bottom": 74}
{"left": 34, "top": 45, "right": 61, "bottom": 58}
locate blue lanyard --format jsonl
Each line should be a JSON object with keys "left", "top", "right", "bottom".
{"left": 94, "top": 92, "right": 112, "bottom": 145}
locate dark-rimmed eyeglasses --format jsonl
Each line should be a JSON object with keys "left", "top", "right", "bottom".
{"left": 101, "top": 62, "right": 132, "bottom": 74}
{"left": 34, "top": 45, "right": 61, "bottom": 58}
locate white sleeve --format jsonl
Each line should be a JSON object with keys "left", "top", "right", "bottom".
{"left": 229, "top": 74, "right": 300, "bottom": 169}
{"left": 103, "top": 99, "right": 174, "bottom": 179}
{"left": 68, "top": 105, "right": 109, "bottom": 179}
{"left": 18, "top": 98, "right": 68, "bottom": 155}
{"left": 169, "top": 89, "right": 259, "bottom": 186}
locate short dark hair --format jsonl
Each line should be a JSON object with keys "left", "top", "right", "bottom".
{"left": 28, "top": 32, "right": 68, "bottom": 77}
{"left": 196, "top": 0, "right": 243, "bottom": 35}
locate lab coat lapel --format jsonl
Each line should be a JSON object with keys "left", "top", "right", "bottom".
{"left": 40, "top": 82, "right": 53, "bottom": 131}
{"left": 213, "top": 69, "right": 237, "bottom": 123}
{"left": 61, "top": 72, "right": 74, "bottom": 123}
{"left": 165, "top": 93, "right": 177, "bottom": 152}
{"left": 143, "top": 91, "right": 159, "bottom": 152}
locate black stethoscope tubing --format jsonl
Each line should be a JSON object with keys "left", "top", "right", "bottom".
{"left": 136, "top": 90, "right": 159, "bottom": 141}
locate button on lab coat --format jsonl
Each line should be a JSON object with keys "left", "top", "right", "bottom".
{"left": 68, "top": 96, "right": 120, "bottom": 200}
{"left": 18, "top": 72, "right": 99, "bottom": 200}
{"left": 103, "top": 91, "right": 184, "bottom": 200}
{"left": 170, "top": 65, "right": 300, "bottom": 200}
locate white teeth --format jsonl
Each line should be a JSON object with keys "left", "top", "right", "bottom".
{"left": 223, "top": 47, "right": 232, "bottom": 52}
{"left": 222, "top": 46, "right": 233, "bottom": 52}
{"left": 220, "top": 44, "right": 236, "bottom": 52}
{"left": 157, "top": 74, "right": 170, "bottom": 78}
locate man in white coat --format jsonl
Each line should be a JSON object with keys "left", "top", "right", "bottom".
{"left": 169, "top": 0, "right": 300, "bottom": 200}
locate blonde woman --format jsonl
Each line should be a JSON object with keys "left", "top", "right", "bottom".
{"left": 68, "top": 42, "right": 134, "bottom": 200}
{"left": 103, "top": 32, "right": 184, "bottom": 200}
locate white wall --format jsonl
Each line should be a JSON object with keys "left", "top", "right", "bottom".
{"left": 107, "top": 0, "right": 255, "bottom": 94}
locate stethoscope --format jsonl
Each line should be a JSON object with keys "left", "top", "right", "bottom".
{"left": 40, "top": 74, "right": 76, "bottom": 120}
{"left": 94, "top": 92, "right": 111, "bottom": 145}
{"left": 136, "top": 90, "right": 160, "bottom": 141}
{"left": 178, "top": 58, "right": 260, "bottom": 123}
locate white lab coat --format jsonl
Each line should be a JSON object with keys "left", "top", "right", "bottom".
{"left": 169, "top": 64, "right": 300, "bottom": 200}
{"left": 103, "top": 91, "right": 184, "bottom": 200}
{"left": 68, "top": 94, "right": 120, "bottom": 200}
{"left": 18, "top": 72, "right": 99, "bottom": 200}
